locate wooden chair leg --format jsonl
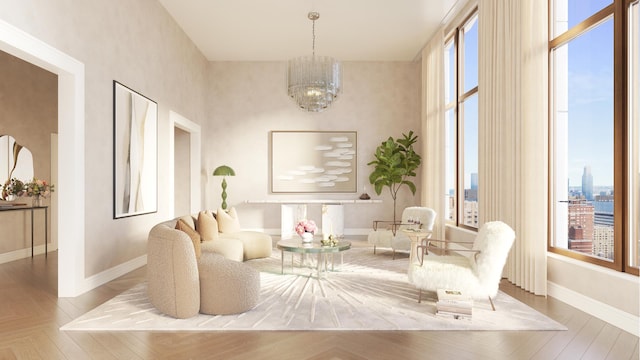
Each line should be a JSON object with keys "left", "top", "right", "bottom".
{"left": 488, "top": 296, "right": 495, "bottom": 311}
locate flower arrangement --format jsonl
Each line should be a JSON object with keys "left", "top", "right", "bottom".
{"left": 295, "top": 219, "right": 317, "bottom": 236}
{"left": 25, "top": 178, "right": 54, "bottom": 198}
{"left": 1, "top": 178, "right": 26, "bottom": 200}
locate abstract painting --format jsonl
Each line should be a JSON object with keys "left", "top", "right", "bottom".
{"left": 113, "top": 81, "right": 157, "bottom": 218}
{"left": 271, "top": 131, "right": 357, "bottom": 193}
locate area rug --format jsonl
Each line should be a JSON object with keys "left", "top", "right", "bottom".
{"left": 61, "top": 246, "right": 566, "bottom": 332}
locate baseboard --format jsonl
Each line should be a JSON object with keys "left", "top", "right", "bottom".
{"left": 548, "top": 281, "right": 639, "bottom": 337}
{"left": 0, "top": 244, "right": 53, "bottom": 264}
{"left": 78, "top": 254, "right": 147, "bottom": 295}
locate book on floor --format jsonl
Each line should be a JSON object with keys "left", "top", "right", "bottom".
{"left": 436, "top": 289, "right": 473, "bottom": 319}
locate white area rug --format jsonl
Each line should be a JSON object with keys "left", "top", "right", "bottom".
{"left": 61, "top": 247, "right": 566, "bottom": 332}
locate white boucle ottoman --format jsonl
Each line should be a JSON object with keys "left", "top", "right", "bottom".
{"left": 197, "top": 252, "right": 260, "bottom": 315}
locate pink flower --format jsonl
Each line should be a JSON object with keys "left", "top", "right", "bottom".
{"left": 295, "top": 219, "right": 317, "bottom": 236}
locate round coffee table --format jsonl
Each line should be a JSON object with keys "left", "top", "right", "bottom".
{"left": 276, "top": 239, "right": 351, "bottom": 276}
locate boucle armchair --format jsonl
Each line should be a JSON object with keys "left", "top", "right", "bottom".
{"left": 368, "top": 206, "right": 436, "bottom": 259}
{"left": 147, "top": 222, "right": 260, "bottom": 319}
{"left": 408, "top": 221, "right": 515, "bottom": 310}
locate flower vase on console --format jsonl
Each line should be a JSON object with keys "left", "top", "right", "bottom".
{"left": 32, "top": 195, "right": 43, "bottom": 207}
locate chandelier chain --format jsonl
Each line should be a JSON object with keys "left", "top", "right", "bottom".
{"left": 311, "top": 17, "right": 316, "bottom": 56}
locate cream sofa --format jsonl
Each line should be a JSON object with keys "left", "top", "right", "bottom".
{"left": 146, "top": 211, "right": 272, "bottom": 319}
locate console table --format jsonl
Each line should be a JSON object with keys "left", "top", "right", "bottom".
{"left": 246, "top": 199, "right": 382, "bottom": 239}
{"left": 0, "top": 205, "right": 48, "bottom": 257}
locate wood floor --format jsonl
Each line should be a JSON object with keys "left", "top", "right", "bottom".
{"left": 0, "top": 244, "right": 637, "bottom": 360}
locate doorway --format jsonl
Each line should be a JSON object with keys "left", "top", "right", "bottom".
{"left": 0, "top": 19, "right": 85, "bottom": 297}
{"left": 169, "top": 111, "right": 201, "bottom": 217}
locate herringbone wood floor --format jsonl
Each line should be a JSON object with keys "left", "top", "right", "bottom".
{"left": 0, "top": 243, "right": 638, "bottom": 359}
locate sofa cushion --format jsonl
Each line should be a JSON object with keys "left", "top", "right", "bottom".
{"left": 178, "top": 214, "right": 196, "bottom": 230}
{"left": 219, "top": 231, "right": 272, "bottom": 260}
{"left": 196, "top": 210, "right": 219, "bottom": 242}
{"left": 200, "top": 238, "right": 244, "bottom": 262}
{"left": 175, "top": 218, "right": 201, "bottom": 259}
{"left": 217, "top": 207, "right": 241, "bottom": 233}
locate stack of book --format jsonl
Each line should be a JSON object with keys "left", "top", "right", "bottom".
{"left": 436, "top": 289, "right": 473, "bottom": 320}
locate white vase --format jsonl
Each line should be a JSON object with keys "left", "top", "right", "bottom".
{"left": 5, "top": 194, "right": 16, "bottom": 202}
{"left": 301, "top": 232, "right": 314, "bottom": 243}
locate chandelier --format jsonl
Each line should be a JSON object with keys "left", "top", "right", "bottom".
{"left": 287, "top": 11, "right": 342, "bottom": 112}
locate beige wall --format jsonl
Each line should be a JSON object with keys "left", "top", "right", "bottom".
{"left": 0, "top": 0, "right": 209, "bottom": 277}
{"left": 206, "top": 61, "right": 423, "bottom": 231}
{"left": 0, "top": 50, "right": 57, "bottom": 253}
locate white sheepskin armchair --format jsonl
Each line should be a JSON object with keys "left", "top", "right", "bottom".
{"left": 408, "top": 221, "right": 515, "bottom": 310}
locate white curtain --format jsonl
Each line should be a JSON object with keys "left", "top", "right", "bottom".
{"left": 421, "top": 29, "right": 446, "bottom": 241}
{"left": 478, "top": 0, "right": 548, "bottom": 295}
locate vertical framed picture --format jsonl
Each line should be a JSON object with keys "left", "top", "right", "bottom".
{"left": 271, "top": 131, "right": 357, "bottom": 193}
{"left": 113, "top": 81, "right": 157, "bottom": 218}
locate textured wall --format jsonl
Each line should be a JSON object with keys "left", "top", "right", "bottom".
{"left": 0, "top": 0, "right": 209, "bottom": 277}
{"left": 206, "top": 61, "right": 422, "bottom": 231}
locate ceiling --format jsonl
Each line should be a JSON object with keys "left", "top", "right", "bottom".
{"left": 157, "top": 0, "right": 463, "bottom": 62}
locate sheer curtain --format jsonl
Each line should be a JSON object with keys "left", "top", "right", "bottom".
{"left": 478, "top": 0, "right": 548, "bottom": 295}
{"left": 421, "top": 29, "right": 446, "bottom": 241}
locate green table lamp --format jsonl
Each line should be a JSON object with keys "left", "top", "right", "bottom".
{"left": 213, "top": 165, "right": 235, "bottom": 210}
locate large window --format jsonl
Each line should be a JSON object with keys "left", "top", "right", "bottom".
{"left": 445, "top": 12, "right": 479, "bottom": 229}
{"left": 550, "top": 0, "right": 638, "bottom": 274}
{"left": 630, "top": 0, "right": 639, "bottom": 269}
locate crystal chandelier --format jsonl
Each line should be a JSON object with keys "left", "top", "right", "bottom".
{"left": 287, "top": 11, "right": 342, "bottom": 112}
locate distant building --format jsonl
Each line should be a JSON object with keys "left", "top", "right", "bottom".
{"left": 582, "top": 166, "right": 593, "bottom": 201}
{"left": 470, "top": 172, "right": 478, "bottom": 191}
{"left": 568, "top": 199, "right": 594, "bottom": 241}
{"left": 569, "top": 225, "right": 592, "bottom": 254}
{"left": 593, "top": 226, "right": 614, "bottom": 260}
{"left": 463, "top": 200, "right": 478, "bottom": 227}
{"left": 464, "top": 188, "right": 477, "bottom": 202}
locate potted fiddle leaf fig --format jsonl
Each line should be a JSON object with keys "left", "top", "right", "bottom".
{"left": 368, "top": 130, "right": 421, "bottom": 223}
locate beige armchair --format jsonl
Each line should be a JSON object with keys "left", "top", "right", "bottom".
{"left": 367, "top": 206, "right": 436, "bottom": 259}
{"left": 147, "top": 222, "right": 260, "bottom": 318}
{"left": 408, "top": 221, "right": 515, "bottom": 310}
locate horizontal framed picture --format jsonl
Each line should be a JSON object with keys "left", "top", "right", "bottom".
{"left": 271, "top": 131, "right": 357, "bottom": 193}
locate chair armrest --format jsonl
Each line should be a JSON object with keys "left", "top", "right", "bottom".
{"left": 372, "top": 220, "right": 413, "bottom": 235}
{"left": 372, "top": 220, "right": 398, "bottom": 231}
{"left": 421, "top": 238, "right": 480, "bottom": 257}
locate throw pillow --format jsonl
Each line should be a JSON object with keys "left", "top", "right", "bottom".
{"left": 175, "top": 218, "right": 201, "bottom": 259}
{"left": 197, "top": 210, "right": 219, "bottom": 242}
{"left": 217, "top": 207, "right": 241, "bottom": 233}
{"left": 178, "top": 215, "right": 196, "bottom": 230}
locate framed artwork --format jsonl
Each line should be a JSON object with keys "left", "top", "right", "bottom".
{"left": 113, "top": 81, "right": 158, "bottom": 218}
{"left": 271, "top": 131, "right": 357, "bottom": 193}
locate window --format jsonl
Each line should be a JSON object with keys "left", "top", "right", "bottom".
{"left": 550, "top": 0, "right": 638, "bottom": 274}
{"left": 630, "top": 0, "right": 639, "bottom": 269}
{"left": 445, "top": 12, "right": 479, "bottom": 229}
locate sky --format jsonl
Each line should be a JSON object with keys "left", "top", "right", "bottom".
{"left": 564, "top": 0, "right": 615, "bottom": 187}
